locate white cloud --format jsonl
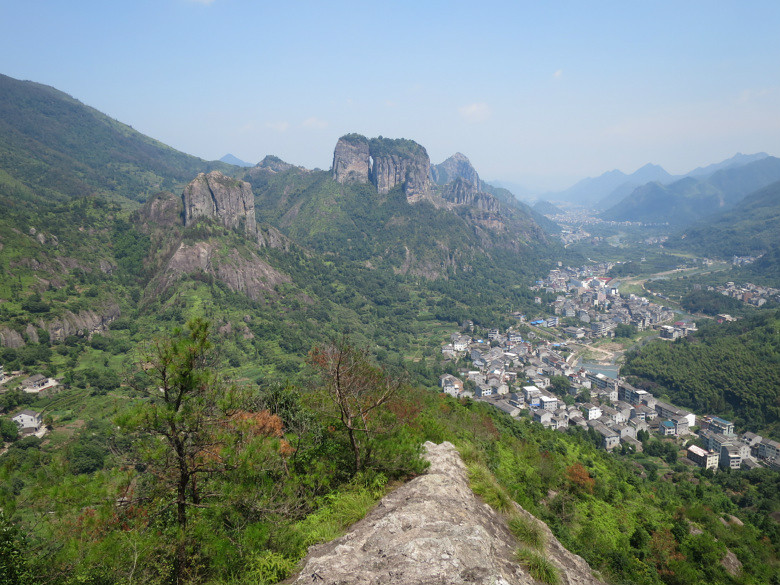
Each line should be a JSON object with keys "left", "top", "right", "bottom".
{"left": 553, "top": 69, "right": 563, "bottom": 79}
{"left": 301, "top": 117, "right": 328, "bottom": 129}
{"left": 265, "top": 121, "right": 289, "bottom": 133}
{"left": 458, "top": 102, "right": 491, "bottom": 123}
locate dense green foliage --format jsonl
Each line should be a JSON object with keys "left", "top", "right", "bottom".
{"left": 680, "top": 290, "right": 748, "bottom": 316}
{"left": 623, "top": 310, "right": 780, "bottom": 438}
{"left": 740, "top": 242, "right": 780, "bottom": 287}
{"left": 1, "top": 320, "right": 778, "bottom": 584}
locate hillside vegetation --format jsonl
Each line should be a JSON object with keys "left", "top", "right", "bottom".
{"left": 622, "top": 310, "right": 780, "bottom": 438}
{"left": 0, "top": 73, "right": 233, "bottom": 208}
{"left": 670, "top": 179, "right": 780, "bottom": 258}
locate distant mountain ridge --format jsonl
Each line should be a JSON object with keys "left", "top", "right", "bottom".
{"left": 244, "top": 135, "right": 559, "bottom": 279}
{"left": 685, "top": 152, "right": 769, "bottom": 178}
{"left": 539, "top": 152, "right": 771, "bottom": 210}
{"left": 543, "top": 163, "right": 675, "bottom": 208}
{"left": 600, "top": 156, "right": 780, "bottom": 226}
{"left": 219, "top": 153, "right": 253, "bottom": 167}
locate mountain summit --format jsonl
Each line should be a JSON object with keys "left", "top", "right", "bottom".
{"left": 332, "top": 134, "right": 432, "bottom": 202}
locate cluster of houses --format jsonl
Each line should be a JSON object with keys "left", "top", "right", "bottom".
{"left": 532, "top": 265, "right": 676, "bottom": 339}
{"left": 439, "top": 328, "right": 702, "bottom": 452}
{"left": 709, "top": 281, "right": 780, "bottom": 308}
{"left": 689, "top": 416, "right": 780, "bottom": 471}
{"left": 440, "top": 328, "right": 779, "bottom": 471}
{"left": 1, "top": 366, "right": 51, "bottom": 442}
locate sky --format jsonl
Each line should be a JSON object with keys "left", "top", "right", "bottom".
{"left": 2, "top": 0, "right": 779, "bottom": 193}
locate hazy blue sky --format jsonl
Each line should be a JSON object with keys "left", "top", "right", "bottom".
{"left": 2, "top": 0, "right": 779, "bottom": 191}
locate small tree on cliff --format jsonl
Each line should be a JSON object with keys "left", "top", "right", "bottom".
{"left": 308, "top": 338, "right": 403, "bottom": 474}
{"left": 120, "top": 318, "right": 283, "bottom": 584}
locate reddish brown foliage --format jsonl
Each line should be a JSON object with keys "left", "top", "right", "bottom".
{"left": 566, "top": 462, "right": 595, "bottom": 494}
{"left": 230, "top": 410, "right": 284, "bottom": 438}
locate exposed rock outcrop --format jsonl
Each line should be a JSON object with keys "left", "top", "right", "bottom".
{"left": 432, "top": 152, "right": 481, "bottom": 189}
{"left": 182, "top": 171, "right": 258, "bottom": 238}
{"left": 45, "top": 305, "right": 121, "bottom": 342}
{"left": 0, "top": 305, "right": 121, "bottom": 348}
{"left": 0, "top": 328, "right": 25, "bottom": 348}
{"left": 139, "top": 191, "right": 183, "bottom": 227}
{"left": 332, "top": 134, "right": 371, "bottom": 184}
{"left": 369, "top": 137, "right": 432, "bottom": 202}
{"left": 257, "top": 225, "right": 293, "bottom": 251}
{"left": 330, "top": 135, "right": 432, "bottom": 202}
{"left": 290, "top": 442, "right": 605, "bottom": 585}
{"left": 254, "top": 155, "right": 296, "bottom": 174}
{"left": 442, "top": 178, "right": 501, "bottom": 213}
{"left": 161, "top": 241, "right": 290, "bottom": 301}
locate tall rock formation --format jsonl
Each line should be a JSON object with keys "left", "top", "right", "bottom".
{"left": 432, "top": 152, "right": 482, "bottom": 189}
{"left": 442, "top": 178, "right": 500, "bottom": 213}
{"left": 330, "top": 134, "right": 432, "bottom": 202}
{"left": 332, "top": 134, "right": 371, "bottom": 184}
{"left": 290, "top": 442, "right": 606, "bottom": 585}
{"left": 182, "top": 171, "right": 258, "bottom": 238}
{"left": 368, "top": 137, "right": 432, "bottom": 201}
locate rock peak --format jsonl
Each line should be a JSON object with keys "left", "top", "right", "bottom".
{"left": 432, "top": 152, "right": 481, "bottom": 189}
{"left": 331, "top": 134, "right": 432, "bottom": 201}
{"left": 182, "top": 171, "right": 258, "bottom": 239}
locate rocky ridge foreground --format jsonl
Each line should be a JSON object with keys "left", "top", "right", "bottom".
{"left": 289, "top": 442, "right": 605, "bottom": 585}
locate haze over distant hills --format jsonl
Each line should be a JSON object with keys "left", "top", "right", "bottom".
{"left": 669, "top": 179, "right": 780, "bottom": 258}
{"left": 600, "top": 156, "right": 780, "bottom": 226}
{"left": 536, "top": 152, "right": 772, "bottom": 212}
{"left": 539, "top": 163, "right": 676, "bottom": 208}
{"left": 219, "top": 153, "right": 254, "bottom": 167}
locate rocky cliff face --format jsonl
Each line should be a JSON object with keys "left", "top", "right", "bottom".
{"left": 182, "top": 171, "right": 258, "bottom": 238}
{"left": 0, "top": 304, "right": 121, "bottom": 348}
{"left": 332, "top": 134, "right": 371, "bottom": 184}
{"left": 432, "top": 152, "right": 481, "bottom": 189}
{"left": 139, "top": 191, "right": 182, "bottom": 227}
{"left": 290, "top": 442, "right": 605, "bottom": 585}
{"left": 442, "top": 178, "right": 501, "bottom": 213}
{"left": 330, "top": 135, "right": 432, "bottom": 202}
{"left": 160, "top": 241, "right": 290, "bottom": 301}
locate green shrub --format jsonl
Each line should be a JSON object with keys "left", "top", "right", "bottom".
{"left": 468, "top": 463, "right": 513, "bottom": 514}
{"left": 516, "top": 548, "right": 559, "bottom": 585}
{"left": 294, "top": 484, "right": 380, "bottom": 552}
{"left": 246, "top": 551, "right": 297, "bottom": 585}
{"left": 508, "top": 515, "right": 545, "bottom": 551}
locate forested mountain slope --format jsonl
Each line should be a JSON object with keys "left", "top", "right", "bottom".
{"left": 0, "top": 73, "right": 234, "bottom": 208}
{"left": 670, "top": 179, "right": 780, "bottom": 258}
{"left": 622, "top": 310, "right": 780, "bottom": 438}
